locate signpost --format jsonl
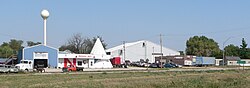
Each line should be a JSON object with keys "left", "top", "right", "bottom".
{"left": 237, "top": 60, "right": 246, "bottom": 70}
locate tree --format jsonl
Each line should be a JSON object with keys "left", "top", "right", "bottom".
{"left": 0, "top": 46, "right": 14, "bottom": 58}
{"left": 0, "top": 39, "right": 24, "bottom": 58}
{"left": 1, "top": 42, "right": 9, "bottom": 47}
{"left": 178, "top": 51, "right": 184, "bottom": 55}
{"left": 239, "top": 38, "right": 250, "bottom": 59}
{"left": 59, "top": 33, "right": 107, "bottom": 54}
{"left": 82, "top": 36, "right": 108, "bottom": 53}
{"left": 8, "top": 39, "right": 23, "bottom": 54}
{"left": 224, "top": 44, "right": 240, "bottom": 56}
{"left": 186, "top": 36, "right": 220, "bottom": 57}
{"left": 27, "top": 41, "right": 42, "bottom": 47}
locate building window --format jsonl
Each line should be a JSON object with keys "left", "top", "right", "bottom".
{"left": 77, "top": 61, "right": 82, "bottom": 66}
{"left": 106, "top": 52, "right": 111, "bottom": 55}
{"left": 142, "top": 42, "right": 146, "bottom": 47}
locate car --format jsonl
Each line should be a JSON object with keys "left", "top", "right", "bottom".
{"left": 164, "top": 63, "right": 182, "bottom": 68}
{"left": 149, "top": 63, "right": 158, "bottom": 68}
{"left": 164, "top": 63, "right": 177, "bottom": 68}
{"left": 8, "top": 66, "right": 19, "bottom": 73}
{"left": 176, "top": 64, "right": 182, "bottom": 68}
{"left": 0, "top": 65, "right": 10, "bottom": 73}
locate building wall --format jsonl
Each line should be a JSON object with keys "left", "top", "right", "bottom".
{"left": 58, "top": 58, "right": 89, "bottom": 68}
{"left": 107, "top": 41, "right": 180, "bottom": 63}
{"left": 17, "top": 49, "right": 23, "bottom": 63}
{"left": 241, "top": 59, "right": 250, "bottom": 64}
{"left": 215, "top": 59, "right": 222, "bottom": 66}
{"left": 227, "top": 61, "right": 238, "bottom": 66}
{"left": 23, "top": 45, "right": 58, "bottom": 68}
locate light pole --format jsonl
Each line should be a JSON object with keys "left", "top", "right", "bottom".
{"left": 160, "top": 34, "right": 163, "bottom": 68}
{"left": 222, "top": 37, "right": 233, "bottom": 66}
{"left": 41, "top": 9, "right": 49, "bottom": 46}
{"left": 123, "top": 41, "right": 126, "bottom": 65}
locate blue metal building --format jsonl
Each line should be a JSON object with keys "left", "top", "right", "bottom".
{"left": 18, "top": 44, "right": 58, "bottom": 68}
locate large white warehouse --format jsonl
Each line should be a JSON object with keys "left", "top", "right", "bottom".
{"left": 106, "top": 40, "right": 180, "bottom": 63}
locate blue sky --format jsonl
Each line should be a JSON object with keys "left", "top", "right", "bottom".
{"left": 1, "top": 0, "right": 250, "bottom": 51}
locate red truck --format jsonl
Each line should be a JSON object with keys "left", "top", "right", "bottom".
{"left": 110, "top": 57, "right": 128, "bottom": 68}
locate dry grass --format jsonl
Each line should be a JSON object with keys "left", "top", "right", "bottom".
{"left": 0, "top": 70, "right": 249, "bottom": 88}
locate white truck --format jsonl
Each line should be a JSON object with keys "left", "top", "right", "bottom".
{"left": 15, "top": 60, "right": 33, "bottom": 71}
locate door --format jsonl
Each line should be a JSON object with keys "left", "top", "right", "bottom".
{"left": 34, "top": 59, "right": 48, "bottom": 68}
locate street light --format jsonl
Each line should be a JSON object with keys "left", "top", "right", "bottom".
{"left": 222, "top": 37, "right": 233, "bottom": 66}
{"left": 41, "top": 9, "right": 49, "bottom": 46}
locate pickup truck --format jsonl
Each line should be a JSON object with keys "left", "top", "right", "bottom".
{"left": 62, "top": 65, "right": 84, "bottom": 72}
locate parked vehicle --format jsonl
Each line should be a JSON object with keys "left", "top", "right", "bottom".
{"left": 62, "top": 65, "right": 84, "bottom": 72}
{"left": 149, "top": 63, "right": 158, "bottom": 68}
{"left": 164, "top": 63, "right": 182, "bottom": 68}
{"left": 15, "top": 60, "right": 33, "bottom": 71}
{"left": 164, "top": 63, "right": 177, "bottom": 68}
{"left": 6, "top": 65, "right": 19, "bottom": 73}
{"left": 110, "top": 57, "right": 128, "bottom": 68}
{"left": 195, "top": 57, "right": 215, "bottom": 66}
{"left": 0, "top": 65, "right": 10, "bottom": 73}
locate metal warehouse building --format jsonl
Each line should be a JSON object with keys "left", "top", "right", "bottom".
{"left": 106, "top": 40, "right": 180, "bottom": 63}
{"left": 18, "top": 45, "right": 58, "bottom": 68}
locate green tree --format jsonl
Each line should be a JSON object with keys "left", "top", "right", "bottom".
{"left": 0, "top": 46, "right": 14, "bottom": 58}
{"left": 8, "top": 39, "right": 23, "bottom": 54}
{"left": 179, "top": 51, "right": 184, "bottom": 55}
{"left": 27, "top": 41, "right": 42, "bottom": 47}
{"left": 239, "top": 38, "right": 250, "bottom": 59}
{"left": 1, "top": 42, "right": 9, "bottom": 47}
{"left": 186, "top": 36, "right": 220, "bottom": 57}
{"left": 224, "top": 44, "right": 240, "bottom": 56}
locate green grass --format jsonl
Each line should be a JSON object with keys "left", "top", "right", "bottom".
{"left": 0, "top": 70, "right": 250, "bottom": 88}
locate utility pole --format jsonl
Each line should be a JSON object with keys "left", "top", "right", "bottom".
{"left": 223, "top": 37, "right": 233, "bottom": 66}
{"left": 144, "top": 41, "right": 147, "bottom": 62}
{"left": 123, "top": 41, "right": 126, "bottom": 64}
{"left": 152, "top": 47, "right": 154, "bottom": 63}
{"left": 160, "top": 34, "right": 163, "bottom": 68}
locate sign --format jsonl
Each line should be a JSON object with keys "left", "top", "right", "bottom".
{"left": 237, "top": 60, "right": 246, "bottom": 64}
{"left": 34, "top": 52, "right": 48, "bottom": 59}
{"left": 152, "top": 53, "right": 163, "bottom": 55}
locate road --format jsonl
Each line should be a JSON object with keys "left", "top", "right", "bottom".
{"left": 42, "top": 66, "right": 248, "bottom": 74}
{"left": 0, "top": 66, "right": 248, "bottom": 76}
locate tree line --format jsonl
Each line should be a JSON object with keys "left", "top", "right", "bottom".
{"left": 0, "top": 33, "right": 106, "bottom": 58}
{"left": 186, "top": 36, "right": 250, "bottom": 59}
{"left": 1, "top": 33, "right": 248, "bottom": 59}
{"left": 0, "top": 40, "right": 41, "bottom": 58}
{"left": 59, "top": 33, "right": 107, "bottom": 54}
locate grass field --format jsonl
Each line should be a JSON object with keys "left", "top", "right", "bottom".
{"left": 0, "top": 70, "right": 250, "bottom": 88}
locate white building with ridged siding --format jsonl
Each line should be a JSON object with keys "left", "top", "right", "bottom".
{"left": 106, "top": 40, "right": 180, "bottom": 63}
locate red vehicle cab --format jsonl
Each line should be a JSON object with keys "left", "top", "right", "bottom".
{"left": 62, "top": 65, "right": 77, "bottom": 72}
